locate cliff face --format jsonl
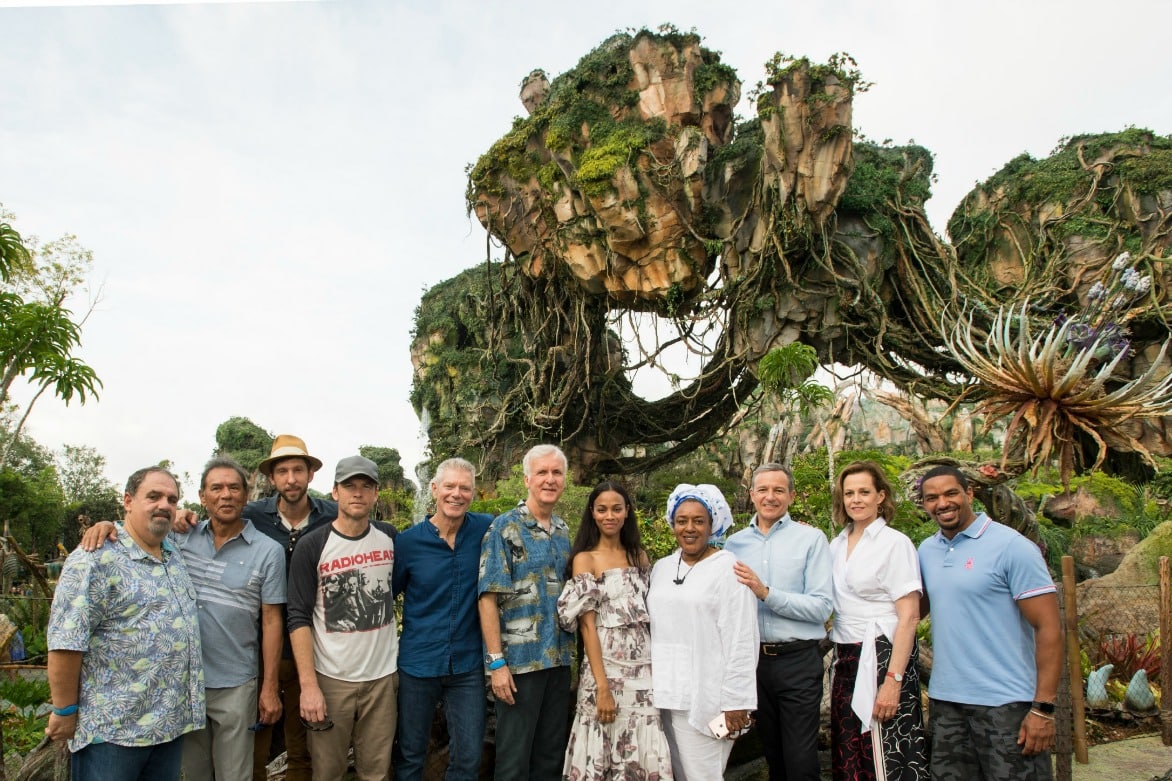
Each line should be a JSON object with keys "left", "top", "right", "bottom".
{"left": 413, "top": 28, "right": 1172, "bottom": 481}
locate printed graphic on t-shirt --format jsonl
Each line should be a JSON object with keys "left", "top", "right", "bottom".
{"left": 321, "top": 564, "right": 393, "bottom": 633}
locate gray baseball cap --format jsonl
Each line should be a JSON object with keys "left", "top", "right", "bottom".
{"left": 334, "top": 455, "right": 380, "bottom": 485}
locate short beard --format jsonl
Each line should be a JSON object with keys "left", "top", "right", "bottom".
{"left": 146, "top": 514, "right": 172, "bottom": 539}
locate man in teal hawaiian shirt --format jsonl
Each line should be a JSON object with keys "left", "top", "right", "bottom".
{"left": 478, "top": 444, "right": 574, "bottom": 780}
{"left": 46, "top": 466, "right": 204, "bottom": 781}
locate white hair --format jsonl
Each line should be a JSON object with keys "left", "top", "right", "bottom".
{"left": 431, "top": 457, "right": 476, "bottom": 488}
{"left": 522, "top": 444, "right": 567, "bottom": 477}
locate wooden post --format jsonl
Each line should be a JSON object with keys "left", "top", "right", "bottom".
{"left": 1160, "top": 556, "right": 1171, "bottom": 746}
{"left": 1054, "top": 582, "right": 1072, "bottom": 781}
{"left": 1061, "top": 556, "right": 1089, "bottom": 763}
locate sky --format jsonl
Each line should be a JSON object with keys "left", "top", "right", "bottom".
{"left": 2, "top": 0, "right": 1171, "bottom": 498}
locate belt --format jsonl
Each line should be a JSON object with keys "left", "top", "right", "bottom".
{"left": 760, "top": 639, "right": 819, "bottom": 656}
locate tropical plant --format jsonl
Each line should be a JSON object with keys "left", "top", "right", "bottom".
{"left": 942, "top": 254, "right": 1172, "bottom": 488}
{"left": 1090, "top": 631, "right": 1161, "bottom": 682}
{"left": 0, "top": 677, "right": 51, "bottom": 754}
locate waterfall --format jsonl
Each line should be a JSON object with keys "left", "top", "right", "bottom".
{"left": 412, "top": 408, "right": 432, "bottom": 524}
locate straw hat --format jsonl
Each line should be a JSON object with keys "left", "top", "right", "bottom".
{"left": 257, "top": 434, "right": 323, "bottom": 477}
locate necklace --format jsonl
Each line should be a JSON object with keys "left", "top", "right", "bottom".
{"left": 673, "top": 549, "right": 709, "bottom": 585}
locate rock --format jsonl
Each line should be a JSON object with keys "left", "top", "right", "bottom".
{"left": 519, "top": 69, "right": 549, "bottom": 115}
{"left": 1076, "top": 520, "right": 1172, "bottom": 638}
{"left": 1043, "top": 487, "right": 1121, "bottom": 526}
{"left": 1068, "top": 531, "right": 1141, "bottom": 578}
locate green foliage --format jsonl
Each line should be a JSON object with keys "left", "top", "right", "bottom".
{"left": 693, "top": 61, "right": 737, "bottom": 95}
{"left": 576, "top": 120, "right": 665, "bottom": 197}
{"left": 0, "top": 678, "right": 50, "bottom": 711}
{"left": 359, "top": 446, "right": 412, "bottom": 491}
{"left": 839, "top": 142, "right": 935, "bottom": 217}
{"left": 788, "top": 448, "right": 927, "bottom": 541}
{"left": 1015, "top": 468, "right": 1166, "bottom": 539}
{"left": 0, "top": 215, "right": 32, "bottom": 281}
{"left": 57, "top": 443, "right": 120, "bottom": 523}
{"left": 0, "top": 676, "right": 50, "bottom": 755}
{"left": 214, "top": 416, "right": 273, "bottom": 473}
{"left": 0, "top": 212, "right": 103, "bottom": 460}
{"left": 468, "top": 27, "right": 729, "bottom": 206}
{"left": 638, "top": 509, "right": 678, "bottom": 563}
{"left": 482, "top": 464, "right": 595, "bottom": 536}
{"left": 758, "top": 343, "right": 834, "bottom": 418}
{"left": 0, "top": 467, "right": 66, "bottom": 559}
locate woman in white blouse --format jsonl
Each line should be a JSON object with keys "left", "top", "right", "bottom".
{"left": 646, "top": 483, "right": 759, "bottom": 781}
{"left": 829, "top": 461, "right": 928, "bottom": 781}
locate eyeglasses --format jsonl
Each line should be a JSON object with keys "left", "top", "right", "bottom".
{"left": 300, "top": 716, "right": 334, "bottom": 731}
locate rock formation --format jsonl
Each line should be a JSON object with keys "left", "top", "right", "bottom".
{"left": 412, "top": 27, "right": 1172, "bottom": 481}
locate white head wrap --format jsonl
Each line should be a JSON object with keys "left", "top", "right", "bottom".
{"left": 665, "top": 483, "right": 735, "bottom": 542}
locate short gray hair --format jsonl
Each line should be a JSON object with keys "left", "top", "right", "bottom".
{"left": 200, "top": 456, "right": 250, "bottom": 492}
{"left": 432, "top": 457, "right": 476, "bottom": 488}
{"left": 751, "top": 462, "right": 794, "bottom": 492}
{"left": 522, "top": 444, "right": 568, "bottom": 477}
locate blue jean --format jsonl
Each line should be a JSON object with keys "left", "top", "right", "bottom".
{"left": 71, "top": 736, "right": 185, "bottom": 781}
{"left": 394, "top": 668, "right": 486, "bottom": 781}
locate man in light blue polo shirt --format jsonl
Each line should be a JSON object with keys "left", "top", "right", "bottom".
{"left": 724, "top": 463, "right": 833, "bottom": 781}
{"left": 179, "top": 457, "right": 287, "bottom": 780}
{"left": 917, "top": 465, "right": 1061, "bottom": 781}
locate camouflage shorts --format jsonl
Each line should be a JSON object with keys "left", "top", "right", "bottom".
{"left": 928, "top": 699, "right": 1052, "bottom": 781}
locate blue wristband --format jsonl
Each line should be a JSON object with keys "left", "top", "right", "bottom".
{"left": 52, "top": 704, "right": 79, "bottom": 717}
{"left": 487, "top": 658, "right": 507, "bottom": 671}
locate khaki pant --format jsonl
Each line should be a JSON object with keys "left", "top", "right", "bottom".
{"left": 183, "top": 681, "right": 257, "bottom": 781}
{"left": 308, "top": 671, "right": 398, "bottom": 781}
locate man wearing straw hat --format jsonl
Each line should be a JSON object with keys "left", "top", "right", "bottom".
{"left": 244, "top": 435, "right": 338, "bottom": 781}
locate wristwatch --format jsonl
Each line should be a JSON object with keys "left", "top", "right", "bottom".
{"left": 1031, "top": 700, "right": 1055, "bottom": 715}
{"left": 885, "top": 671, "right": 904, "bottom": 682}
{"left": 484, "top": 652, "right": 504, "bottom": 666}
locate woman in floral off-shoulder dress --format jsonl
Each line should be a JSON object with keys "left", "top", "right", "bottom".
{"left": 556, "top": 480, "right": 673, "bottom": 781}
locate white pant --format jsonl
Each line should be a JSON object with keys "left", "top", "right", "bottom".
{"left": 662, "top": 708, "right": 734, "bottom": 781}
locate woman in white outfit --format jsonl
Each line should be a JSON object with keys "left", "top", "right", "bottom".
{"left": 647, "top": 483, "right": 759, "bottom": 780}
{"left": 828, "top": 461, "right": 928, "bottom": 781}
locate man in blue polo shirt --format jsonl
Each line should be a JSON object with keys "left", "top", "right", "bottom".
{"left": 917, "top": 465, "right": 1061, "bottom": 781}
{"left": 179, "top": 457, "right": 286, "bottom": 780}
{"left": 393, "top": 457, "right": 493, "bottom": 780}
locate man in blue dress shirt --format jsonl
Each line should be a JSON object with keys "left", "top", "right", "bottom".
{"left": 393, "top": 457, "right": 494, "bottom": 780}
{"left": 725, "top": 463, "right": 833, "bottom": 781}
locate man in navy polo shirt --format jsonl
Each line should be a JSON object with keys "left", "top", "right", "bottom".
{"left": 393, "top": 457, "right": 493, "bottom": 780}
{"left": 917, "top": 465, "right": 1061, "bottom": 781}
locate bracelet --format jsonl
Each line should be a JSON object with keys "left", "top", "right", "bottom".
{"left": 487, "top": 658, "right": 507, "bottom": 671}
{"left": 52, "top": 704, "right": 79, "bottom": 717}
{"left": 1029, "top": 708, "right": 1055, "bottom": 721}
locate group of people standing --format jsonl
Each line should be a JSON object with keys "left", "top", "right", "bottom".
{"left": 43, "top": 435, "right": 1060, "bottom": 781}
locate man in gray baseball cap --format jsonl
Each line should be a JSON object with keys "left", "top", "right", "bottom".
{"left": 286, "top": 455, "right": 399, "bottom": 781}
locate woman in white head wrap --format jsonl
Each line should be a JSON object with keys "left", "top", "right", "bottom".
{"left": 646, "top": 484, "right": 760, "bottom": 780}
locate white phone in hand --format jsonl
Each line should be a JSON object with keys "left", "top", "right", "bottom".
{"left": 707, "top": 714, "right": 729, "bottom": 739}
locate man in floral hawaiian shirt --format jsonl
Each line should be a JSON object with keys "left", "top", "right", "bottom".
{"left": 46, "top": 466, "right": 204, "bottom": 781}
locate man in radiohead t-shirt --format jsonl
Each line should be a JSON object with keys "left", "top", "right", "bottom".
{"left": 286, "top": 455, "right": 399, "bottom": 781}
